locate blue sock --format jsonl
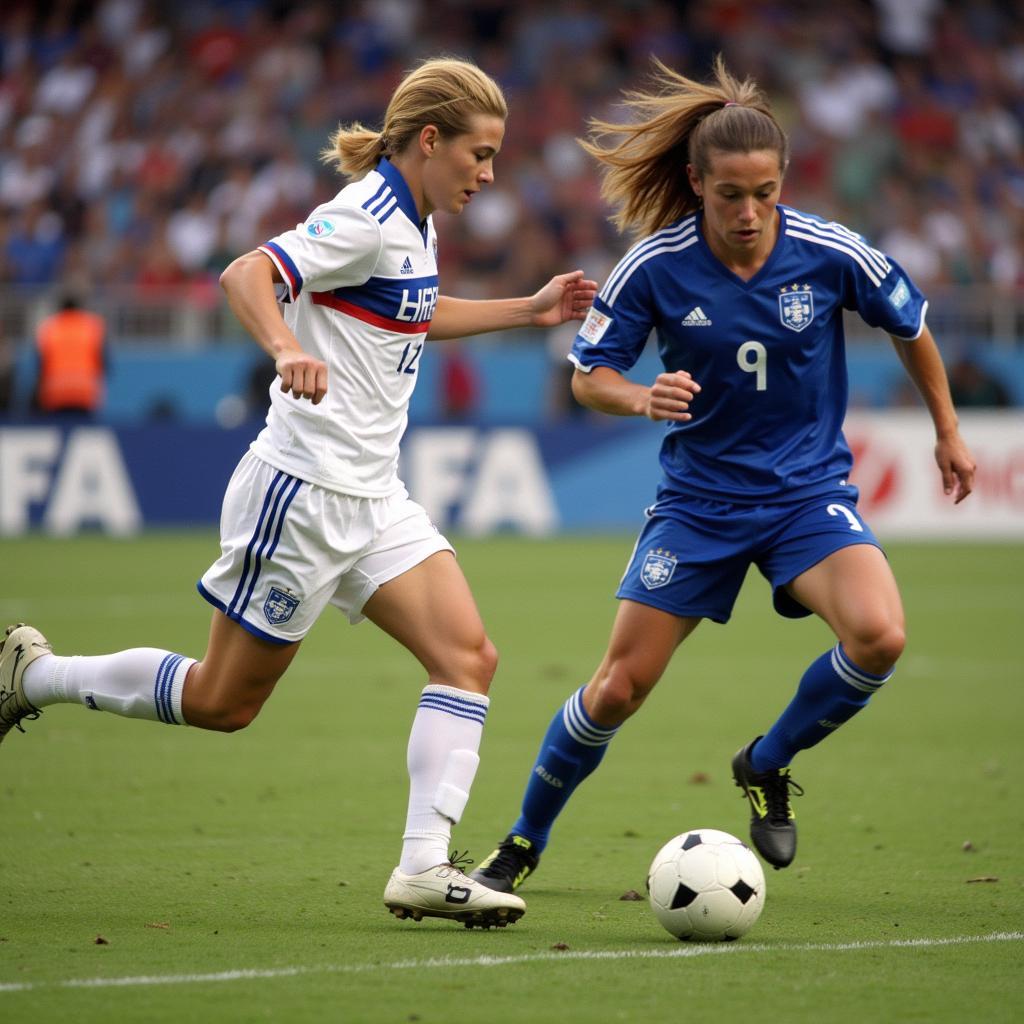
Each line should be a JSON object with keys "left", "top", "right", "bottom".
{"left": 510, "top": 687, "right": 619, "bottom": 853}
{"left": 751, "top": 644, "right": 893, "bottom": 772}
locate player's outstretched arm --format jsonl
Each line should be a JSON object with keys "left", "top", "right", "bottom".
{"left": 527, "top": 270, "right": 599, "bottom": 328}
{"left": 428, "top": 270, "right": 598, "bottom": 340}
{"left": 571, "top": 365, "right": 701, "bottom": 421}
{"left": 220, "top": 251, "right": 328, "bottom": 405}
{"left": 889, "top": 325, "right": 976, "bottom": 503}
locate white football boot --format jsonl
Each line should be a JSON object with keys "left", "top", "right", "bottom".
{"left": 0, "top": 623, "right": 50, "bottom": 745}
{"left": 384, "top": 862, "right": 526, "bottom": 929}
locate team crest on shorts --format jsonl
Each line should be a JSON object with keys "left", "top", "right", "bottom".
{"left": 779, "top": 284, "right": 814, "bottom": 332}
{"left": 264, "top": 587, "right": 300, "bottom": 625}
{"left": 640, "top": 548, "right": 677, "bottom": 589}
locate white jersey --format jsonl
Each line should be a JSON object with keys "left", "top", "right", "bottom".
{"left": 251, "top": 158, "right": 439, "bottom": 497}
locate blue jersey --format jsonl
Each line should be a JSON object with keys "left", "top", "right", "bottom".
{"left": 570, "top": 205, "right": 927, "bottom": 504}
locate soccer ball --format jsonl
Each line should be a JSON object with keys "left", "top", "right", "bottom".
{"left": 646, "top": 828, "right": 766, "bottom": 941}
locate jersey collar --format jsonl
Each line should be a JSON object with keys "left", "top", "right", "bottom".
{"left": 376, "top": 157, "right": 427, "bottom": 234}
{"left": 694, "top": 206, "right": 783, "bottom": 288}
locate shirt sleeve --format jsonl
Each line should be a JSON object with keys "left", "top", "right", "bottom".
{"left": 258, "top": 201, "right": 384, "bottom": 302}
{"left": 845, "top": 248, "right": 928, "bottom": 341}
{"left": 569, "top": 263, "right": 655, "bottom": 374}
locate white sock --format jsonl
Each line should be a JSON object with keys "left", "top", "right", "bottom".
{"left": 400, "top": 684, "right": 488, "bottom": 875}
{"left": 22, "top": 649, "right": 194, "bottom": 725}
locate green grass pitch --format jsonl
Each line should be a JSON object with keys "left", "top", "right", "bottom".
{"left": 2, "top": 533, "right": 1022, "bottom": 1023}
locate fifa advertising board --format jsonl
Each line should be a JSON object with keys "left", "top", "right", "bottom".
{"left": 843, "top": 411, "right": 1024, "bottom": 539}
{"left": 0, "top": 412, "right": 1022, "bottom": 538}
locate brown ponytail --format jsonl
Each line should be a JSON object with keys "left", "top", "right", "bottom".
{"left": 581, "top": 55, "right": 789, "bottom": 237}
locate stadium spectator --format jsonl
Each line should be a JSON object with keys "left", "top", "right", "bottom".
{"left": 437, "top": 343, "right": 480, "bottom": 422}
{"left": 3, "top": 201, "right": 67, "bottom": 285}
{"left": 878, "top": 194, "right": 945, "bottom": 284}
{"left": 0, "top": 325, "right": 14, "bottom": 413}
{"left": 873, "top": 0, "right": 942, "bottom": 59}
{"left": 469, "top": 56, "right": 976, "bottom": 896}
{"left": 948, "top": 353, "right": 1013, "bottom": 407}
{"left": 166, "top": 189, "right": 219, "bottom": 273}
{"left": 33, "top": 291, "right": 107, "bottom": 415}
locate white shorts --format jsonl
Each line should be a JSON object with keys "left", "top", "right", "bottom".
{"left": 198, "top": 451, "right": 454, "bottom": 643}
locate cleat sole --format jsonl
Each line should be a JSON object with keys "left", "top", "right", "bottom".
{"left": 384, "top": 901, "right": 524, "bottom": 928}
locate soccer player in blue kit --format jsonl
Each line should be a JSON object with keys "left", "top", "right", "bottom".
{"left": 472, "top": 58, "right": 977, "bottom": 892}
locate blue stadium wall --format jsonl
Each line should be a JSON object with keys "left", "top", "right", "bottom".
{"left": 11, "top": 341, "right": 1024, "bottom": 423}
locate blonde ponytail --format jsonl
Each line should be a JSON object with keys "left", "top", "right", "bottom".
{"left": 321, "top": 57, "right": 507, "bottom": 179}
{"left": 320, "top": 124, "right": 389, "bottom": 178}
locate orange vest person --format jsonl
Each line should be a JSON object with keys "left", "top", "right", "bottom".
{"left": 35, "top": 297, "right": 107, "bottom": 414}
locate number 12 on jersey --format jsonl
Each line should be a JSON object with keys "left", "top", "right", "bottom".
{"left": 737, "top": 341, "right": 767, "bottom": 391}
{"left": 397, "top": 342, "right": 422, "bottom": 375}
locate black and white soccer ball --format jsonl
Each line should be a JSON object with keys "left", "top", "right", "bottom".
{"left": 647, "top": 828, "right": 766, "bottom": 941}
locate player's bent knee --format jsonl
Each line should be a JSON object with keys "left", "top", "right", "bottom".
{"left": 478, "top": 635, "right": 499, "bottom": 685}
{"left": 874, "top": 624, "right": 906, "bottom": 668}
{"left": 847, "top": 622, "right": 906, "bottom": 675}
{"left": 592, "top": 665, "right": 655, "bottom": 722}
{"left": 446, "top": 635, "right": 498, "bottom": 693}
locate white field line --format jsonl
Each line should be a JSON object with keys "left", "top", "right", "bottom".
{"left": 1, "top": 931, "right": 1021, "bottom": 994}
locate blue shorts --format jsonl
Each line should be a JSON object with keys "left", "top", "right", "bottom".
{"left": 616, "top": 488, "right": 882, "bottom": 623}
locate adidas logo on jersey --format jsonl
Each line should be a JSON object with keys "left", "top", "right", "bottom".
{"left": 682, "top": 306, "right": 712, "bottom": 326}
{"left": 400, "top": 256, "right": 415, "bottom": 275}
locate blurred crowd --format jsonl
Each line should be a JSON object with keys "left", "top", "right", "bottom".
{"left": 0, "top": 0, "right": 1022, "bottom": 307}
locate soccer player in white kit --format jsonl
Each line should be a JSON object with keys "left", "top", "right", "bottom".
{"left": 0, "top": 58, "right": 597, "bottom": 929}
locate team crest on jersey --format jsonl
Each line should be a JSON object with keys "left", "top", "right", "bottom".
{"left": 779, "top": 284, "right": 814, "bottom": 332}
{"left": 264, "top": 587, "right": 300, "bottom": 625}
{"left": 640, "top": 548, "right": 677, "bottom": 589}
{"left": 307, "top": 219, "right": 335, "bottom": 238}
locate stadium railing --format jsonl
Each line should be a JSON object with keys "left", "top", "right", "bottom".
{"left": 1, "top": 283, "right": 1022, "bottom": 350}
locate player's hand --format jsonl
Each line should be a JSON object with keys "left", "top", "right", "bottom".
{"left": 529, "top": 270, "right": 599, "bottom": 327}
{"left": 935, "top": 431, "right": 976, "bottom": 504}
{"left": 276, "top": 348, "right": 328, "bottom": 405}
{"left": 645, "top": 370, "right": 701, "bottom": 422}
